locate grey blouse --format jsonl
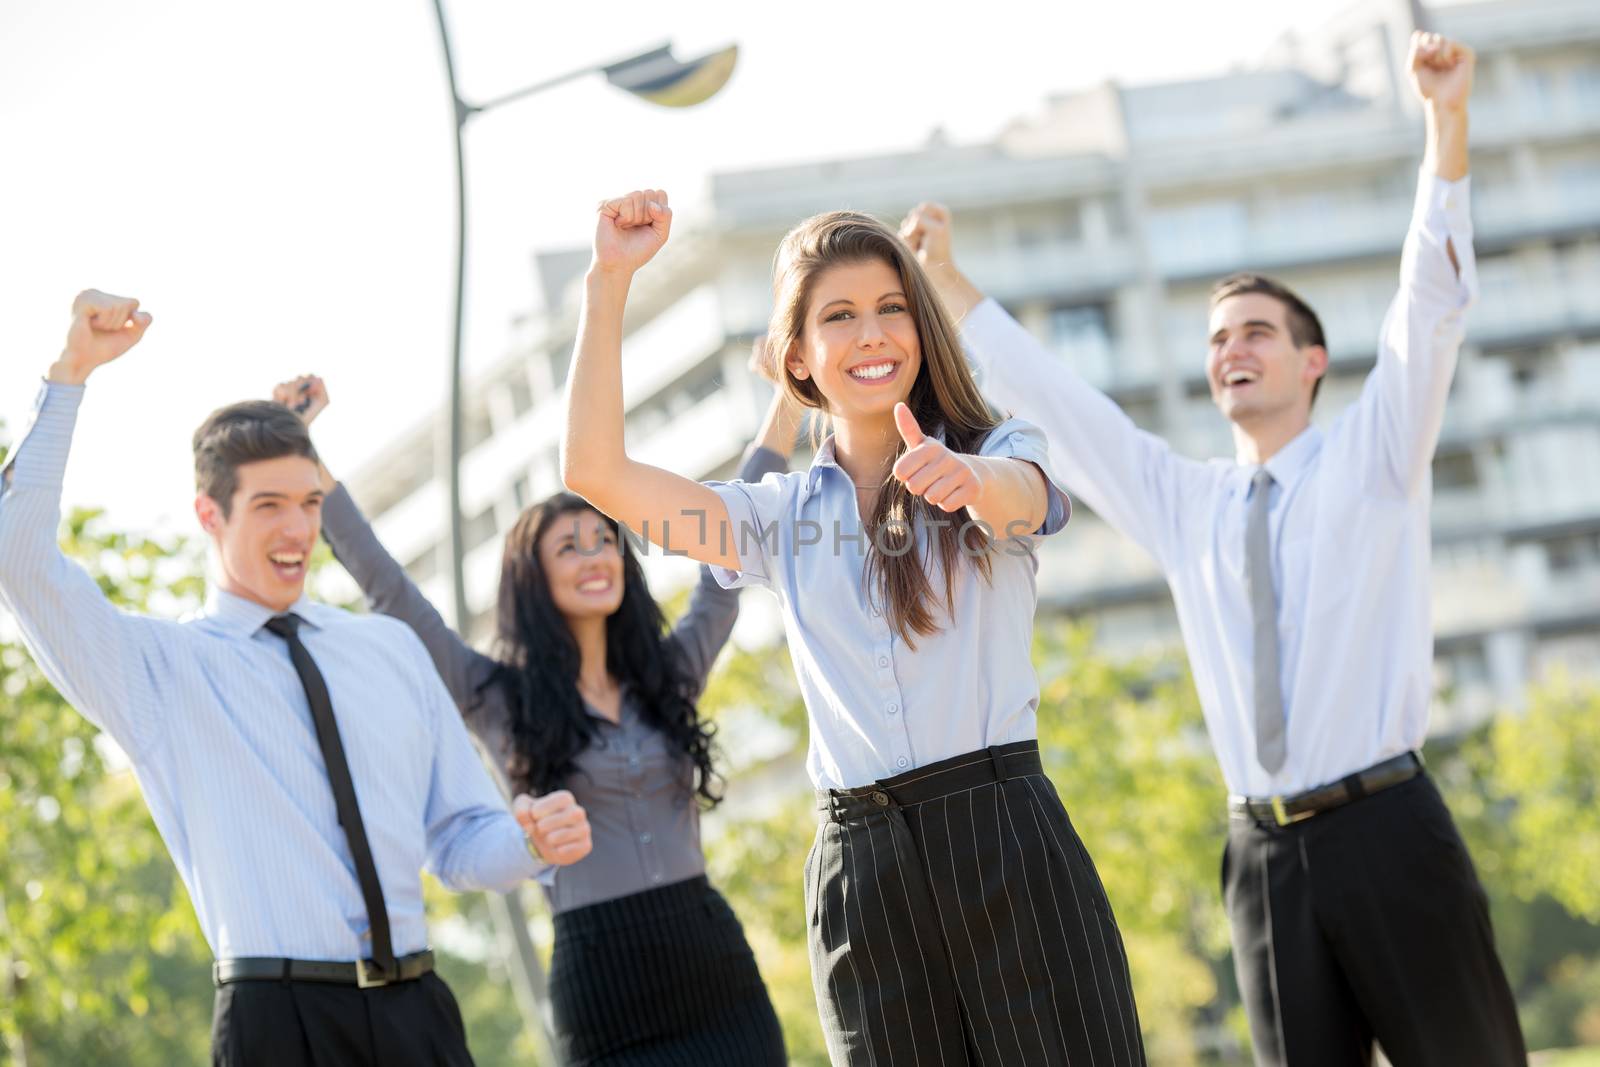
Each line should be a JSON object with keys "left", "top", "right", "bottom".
{"left": 320, "top": 446, "right": 787, "bottom": 913}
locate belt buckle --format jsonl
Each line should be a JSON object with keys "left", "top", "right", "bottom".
{"left": 1270, "top": 795, "right": 1314, "bottom": 827}
{"left": 355, "top": 959, "right": 391, "bottom": 989}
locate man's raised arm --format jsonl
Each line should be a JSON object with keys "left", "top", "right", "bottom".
{"left": 1350, "top": 31, "right": 1477, "bottom": 498}
{"left": 901, "top": 206, "right": 1205, "bottom": 570}
{"left": 0, "top": 292, "right": 170, "bottom": 760}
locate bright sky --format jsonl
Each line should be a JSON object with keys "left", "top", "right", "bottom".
{"left": 1, "top": 0, "right": 1350, "bottom": 536}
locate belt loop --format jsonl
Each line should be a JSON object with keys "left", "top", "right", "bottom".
{"left": 1343, "top": 770, "right": 1367, "bottom": 802}
{"left": 987, "top": 745, "right": 1010, "bottom": 784}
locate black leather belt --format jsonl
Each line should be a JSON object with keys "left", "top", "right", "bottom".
{"left": 213, "top": 949, "right": 435, "bottom": 989}
{"left": 1229, "top": 751, "right": 1423, "bottom": 827}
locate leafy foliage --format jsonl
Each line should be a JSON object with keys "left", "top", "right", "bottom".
{"left": 1, "top": 509, "right": 212, "bottom": 1066}
{"left": 4, "top": 459, "right": 1600, "bottom": 1064}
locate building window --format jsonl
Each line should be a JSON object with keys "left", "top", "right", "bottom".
{"left": 507, "top": 372, "right": 533, "bottom": 418}
{"left": 1575, "top": 65, "right": 1600, "bottom": 105}
{"left": 1546, "top": 531, "right": 1600, "bottom": 575}
{"left": 464, "top": 505, "right": 498, "bottom": 553}
{"left": 404, "top": 544, "right": 439, "bottom": 584}
{"left": 463, "top": 406, "right": 493, "bottom": 452}
{"left": 1433, "top": 448, "right": 1479, "bottom": 491}
{"left": 1048, "top": 305, "right": 1114, "bottom": 385}
{"left": 1013, "top": 202, "right": 1083, "bottom": 248}
{"left": 1436, "top": 638, "right": 1490, "bottom": 695}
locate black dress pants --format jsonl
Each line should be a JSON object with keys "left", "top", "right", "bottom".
{"left": 808, "top": 741, "right": 1147, "bottom": 1066}
{"left": 1223, "top": 773, "right": 1526, "bottom": 1067}
{"left": 210, "top": 971, "right": 475, "bottom": 1067}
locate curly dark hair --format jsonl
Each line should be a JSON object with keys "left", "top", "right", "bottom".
{"left": 482, "top": 492, "right": 722, "bottom": 807}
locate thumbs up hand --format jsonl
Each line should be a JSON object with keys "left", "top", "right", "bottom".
{"left": 890, "top": 402, "right": 984, "bottom": 513}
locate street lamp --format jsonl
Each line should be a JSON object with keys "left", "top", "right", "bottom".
{"left": 429, "top": 3, "right": 738, "bottom": 634}
{"left": 425, "top": 5, "right": 737, "bottom": 1062}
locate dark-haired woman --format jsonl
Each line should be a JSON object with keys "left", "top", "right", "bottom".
{"left": 275, "top": 374, "right": 793, "bottom": 1066}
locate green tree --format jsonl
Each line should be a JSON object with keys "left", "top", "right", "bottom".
{"left": 1031, "top": 622, "right": 1237, "bottom": 1063}
{"left": 1430, "top": 677, "right": 1600, "bottom": 1053}
{"left": 1, "top": 504, "right": 214, "bottom": 1066}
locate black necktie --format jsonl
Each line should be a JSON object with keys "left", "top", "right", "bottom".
{"left": 263, "top": 613, "right": 395, "bottom": 975}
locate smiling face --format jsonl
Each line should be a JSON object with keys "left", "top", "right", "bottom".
{"left": 784, "top": 257, "right": 922, "bottom": 423}
{"left": 1206, "top": 292, "right": 1327, "bottom": 430}
{"left": 196, "top": 455, "right": 325, "bottom": 612}
{"left": 536, "top": 507, "right": 625, "bottom": 623}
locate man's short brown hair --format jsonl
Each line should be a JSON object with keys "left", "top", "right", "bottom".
{"left": 192, "top": 401, "right": 319, "bottom": 517}
{"left": 1210, "top": 273, "right": 1328, "bottom": 405}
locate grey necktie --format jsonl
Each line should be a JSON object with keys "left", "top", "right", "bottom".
{"left": 1246, "top": 468, "right": 1287, "bottom": 774}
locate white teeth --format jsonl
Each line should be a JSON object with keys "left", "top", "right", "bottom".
{"left": 1225, "top": 371, "right": 1257, "bottom": 386}
{"left": 849, "top": 363, "right": 896, "bottom": 381}
{"left": 577, "top": 578, "right": 610, "bottom": 592}
{"left": 269, "top": 554, "right": 305, "bottom": 566}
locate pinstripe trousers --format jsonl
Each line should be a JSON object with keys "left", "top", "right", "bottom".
{"left": 806, "top": 740, "right": 1147, "bottom": 1066}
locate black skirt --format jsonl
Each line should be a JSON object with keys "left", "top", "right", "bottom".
{"left": 547, "top": 874, "right": 785, "bottom": 1066}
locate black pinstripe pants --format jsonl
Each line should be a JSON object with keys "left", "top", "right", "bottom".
{"left": 807, "top": 740, "right": 1147, "bottom": 1066}
{"left": 547, "top": 874, "right": 785, "bottom": 1066}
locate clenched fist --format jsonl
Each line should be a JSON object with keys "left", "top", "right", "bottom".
{"left": 899, "top": 202, "right": 955, "bottom": 281}
{"left": 50, "top": 290, "right": 153, "bottom": 385}
{"left": 273, "top": 374, "right": 330, "bottom": 425}
{"left": 592, "top": 189, "right": 672, "bottom": 276}
{"left": 1409, "top": 31, "right": 1474, "bottom": 113}
{"left": 513, "top": 789, "right": 592, "bottom": 866}
{"left": 899, "top": 203, "right": 983, "bottom": 321}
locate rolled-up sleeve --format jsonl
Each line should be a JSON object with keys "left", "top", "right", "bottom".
{"left": 703, "top": 471, "right": 799, "bottom": 591}
{"left": 979, "top": 417, "right": 1072, "bottom": 537}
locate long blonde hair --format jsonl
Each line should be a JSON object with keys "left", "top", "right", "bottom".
{"left": 767, "top": 211, "right": 1001, "bottom": 648}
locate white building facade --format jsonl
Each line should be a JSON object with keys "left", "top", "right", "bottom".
{"left": 347, "top": 0, "right": 1600, "bottom": 732}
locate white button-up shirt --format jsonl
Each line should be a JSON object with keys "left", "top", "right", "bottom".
{"left": 708, "top": 418, "right": 1070, "bottom": 790}
{"left": 960, "top": 170, "right": 1476, "bottom": 798}
{"left": 0, "top": 383, "right": 540, "bottom": 961}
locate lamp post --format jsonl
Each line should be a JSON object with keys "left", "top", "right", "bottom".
{"left": 425, "top": 5, "right": 736, "bottom": 1061}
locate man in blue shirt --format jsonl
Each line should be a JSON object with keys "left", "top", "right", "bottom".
{"left": 0, "top": 290, "right": 592, "bottom": 1065}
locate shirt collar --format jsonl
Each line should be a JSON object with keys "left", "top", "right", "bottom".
{"left": 801, "top": 427, "right": 949, "bottom": 503}
{"left": 203, "top": 586, "right": 324, "bottom": 638}
{"left": 1241, "top": 424, "right": 1323, "bottom": 495}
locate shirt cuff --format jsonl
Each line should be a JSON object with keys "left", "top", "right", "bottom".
{"left": 1412, "top": 169, "right": 1473, "bottom": 244}
{"left": 1411, "top": 168, "right": 1477, "bottom": 301}
{"left": 2, "top": 380, "right": 85, "bottom": 490}
{"left": 979, "top": 421, "right": 1072, "bottom": 537}
{"left": 705, "top": 481, "right": 771, "bottom": 590}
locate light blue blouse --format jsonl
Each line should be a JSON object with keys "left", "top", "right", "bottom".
{"left": 708, "top": 417, "right": 1070, "bottom": 790}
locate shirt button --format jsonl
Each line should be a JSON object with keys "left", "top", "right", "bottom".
{"left": 652, "top": 873, "right": 664, "bottom": 884}
{"left": 897, "top": 757, "right": 909, "bottom": 768}
{"left": 627, "top": 755, "right": 640, "bottom": 768}
{"left": 877, "top": 656, "right": 889, "bottom": 668}
{"left": 886, "top": 703, "right": 898, "bottom": 715}
{"left": 639, "top": 832, "right": 652, "bottom": 844}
